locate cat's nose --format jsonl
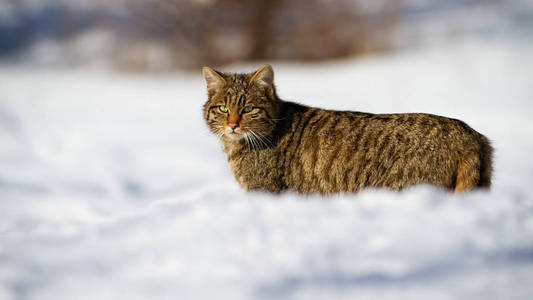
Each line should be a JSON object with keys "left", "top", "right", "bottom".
{"left": 228, "top": 122, "right": 239, "bottom": 129}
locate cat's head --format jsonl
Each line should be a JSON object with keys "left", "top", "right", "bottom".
{"left": 202, "top": 65, "right": 280, "bottom": 145}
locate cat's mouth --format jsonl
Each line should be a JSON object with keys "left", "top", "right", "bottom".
{"left": 223, "top": 128, "right": 245, "bottom": 140}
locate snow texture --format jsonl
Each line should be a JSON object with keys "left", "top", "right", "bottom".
{"left": 1, "top": 38, "right": 533, "bottom": 300}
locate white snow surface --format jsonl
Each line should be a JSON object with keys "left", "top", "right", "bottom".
{"left": 1, "top": 38, "right": 533, "bottom": 300}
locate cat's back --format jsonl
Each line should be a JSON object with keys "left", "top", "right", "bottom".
{"left": 277, "top": 104, "right": 484, "bottom": 159}
{"left": 276, "top": 104, "right": 491, "bottom": 193}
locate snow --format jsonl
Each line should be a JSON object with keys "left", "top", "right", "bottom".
{"left": 1, "top": 38, "right": 533, "bottom": 300}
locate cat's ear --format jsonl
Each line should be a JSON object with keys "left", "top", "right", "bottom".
{"left": 249, "top": 65, "right": 274, "bottom": 91}
{"left": 202, "top": 66, "right": 226, "bottom": 97}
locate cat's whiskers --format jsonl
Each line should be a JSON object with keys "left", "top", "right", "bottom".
{"left": 249, "top": 129, "right": 273, "bottom": 148}
{"left": 255, "top": 130, "right": 274, "bottom": 146}
{"left": 243, "top": 132, "right": 252, "bottom": 150}
{"left": 246, "top": 133, "right": 257, "bottom": 151}
{"left": 249, "top": 133, "right": 260, "bottom": 151}
{"left": 251, "top": 131, "right": 264, "bottom": 151}
{"left": 213, "top": 128, "right": 225, "bottom": 139}
{"left": 245, "top": 130, "right": 270, "bottom": 150}
{"left": 249, "top": 133, "right": 259, "bottom": 151}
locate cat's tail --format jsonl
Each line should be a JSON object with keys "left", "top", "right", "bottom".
{"left": 454, "top": 135, "right": 493, "bottom": 193}
{"left": 477, "top": 135, "right": 493, "bottom": 189}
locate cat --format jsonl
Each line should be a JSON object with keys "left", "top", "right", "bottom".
{"left": 202, "top": 65, "right": 493, "bottom": 194}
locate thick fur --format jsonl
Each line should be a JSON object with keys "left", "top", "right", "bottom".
{"left": 202, "top": 65, "right": 493, "bottom": 194}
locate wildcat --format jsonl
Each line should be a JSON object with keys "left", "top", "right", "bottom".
{"left": 202, "top": 65, "right": 493, "bottom": 194}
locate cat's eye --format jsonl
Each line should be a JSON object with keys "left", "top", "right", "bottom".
{"left": 243, "top": 106, "right": 253, "bottom": 113}
{"left": 219, "top": 105, "right": 228, "bottom": 113}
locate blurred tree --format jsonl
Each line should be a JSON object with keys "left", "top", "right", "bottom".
{"left": 124, "top": 0, "right": 400, "bottom": 70}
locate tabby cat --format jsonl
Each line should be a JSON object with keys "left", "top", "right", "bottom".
{"left": 202, "top": 65, "right": 493, "bottom": 194}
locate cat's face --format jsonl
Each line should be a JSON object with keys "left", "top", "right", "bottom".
{"left": 202, "top": 65, "right": 279, "bottom": 145}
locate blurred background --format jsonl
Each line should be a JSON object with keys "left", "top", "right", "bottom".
{"left": 1, "top": 0, "right": 532, "bottom": 71}
{"left": 2, "top": 1, "right": 533, "bottom": 300}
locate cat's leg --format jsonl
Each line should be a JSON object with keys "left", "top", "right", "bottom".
{"left": 454, "top": 156, "right": 481, "bottom": 193}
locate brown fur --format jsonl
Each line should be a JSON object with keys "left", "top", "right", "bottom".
{"left": 202, "top": 65, "right": 493, "bottom": 194}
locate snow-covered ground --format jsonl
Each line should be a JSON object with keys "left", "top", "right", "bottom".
{"left": 1, "top": 37, "right": 533, "bottom": 300}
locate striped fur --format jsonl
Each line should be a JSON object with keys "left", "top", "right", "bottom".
{"left": 202, "top": 65, "right": 493, "bottom": 194}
